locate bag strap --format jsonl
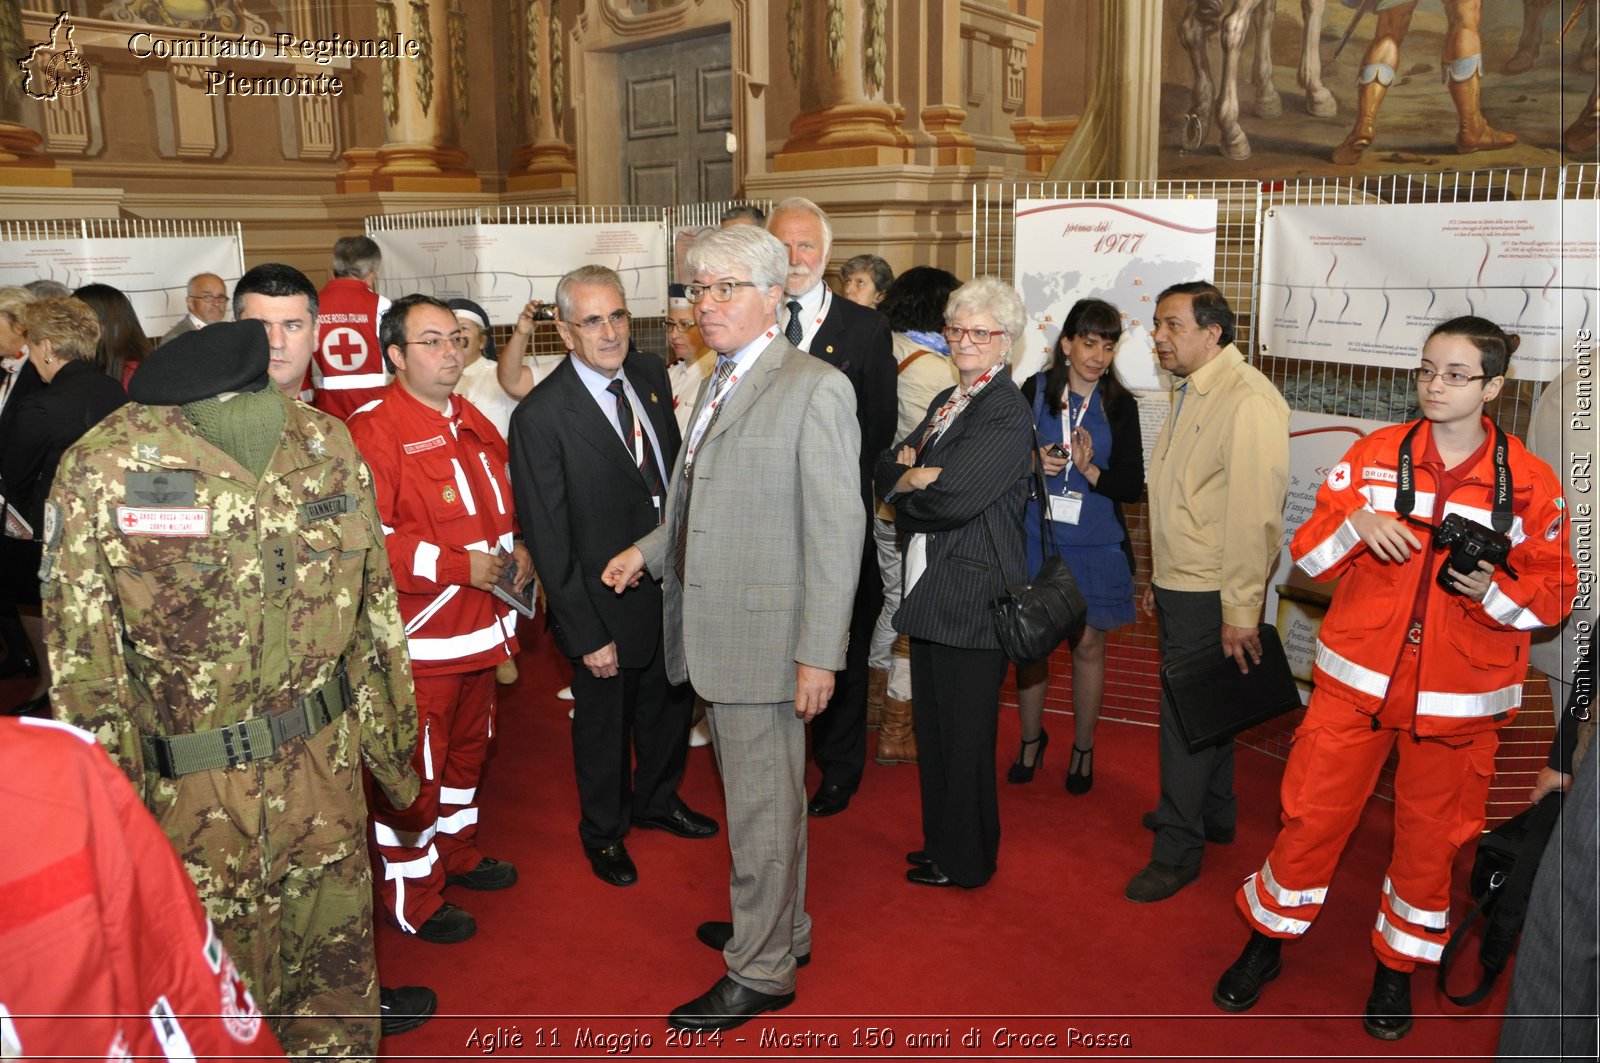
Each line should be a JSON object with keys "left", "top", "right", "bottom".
{"left": 979, "top": 427, "right": 1058, "bottom": 586}
{"left": 1436, "top": 885, "right": 1501, "bottom": 1006}
{"left": 897, "top": 349, "right": 930, "bottom": 375}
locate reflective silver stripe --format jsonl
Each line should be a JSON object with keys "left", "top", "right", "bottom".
{"left": 436, "top": 806, "right": 479, "bottom": 835}
{"left": 413, "top": 541, "right": 441, "bottom": 583}
{"left": 1383, "top": 877, "right": 1449, "bottom": 930}
{"left": 1481, "top": 582, "right": 1551, "bottom": 630}
{"left": 394, "top": 876, "right": 414, "bottom": 933}
{"left": 440, "top": 785, "right": 476, "bottom": 805}
{"left": 1297, "top": 518, "right": 1363, "bottom": 578}
{"left": 149, "top": 995, "right": 197, "bottom": 1062}
{"left": 1375, "top": 911, "right": 1444, "bottom": 962}
{"left": 404, "top": 585, "right": 460, "bottom": 637}
{"left": 450, "top": 457, "right": 478, "bottom": 516}
{"left": 384, "top": 841, "right": 440, "bottom": 880}
{"left": 479, "top": 451, "right": 506, "bottom": 515}
{"left": 1416, "top": 682, "right": 1521, "bottom": 719}
{"left": 422, "top": 718, "right": 433, "bottom": 780}
{"left": 1364, "top": 485, "right": 1434, "bottom": 517}
{"left": 408, "top": 614, "right": 513, "bottom": 661}
{"left": 1260, "top": 858, "right": 1328, "bottom": 908}
{"left": 374, "top": 820, "right": 437, "bottom": 849}
{"left": 1441, "top": 500, "right": 1526, "bottom": 545}
{"left": 317, "top": 371, "right": 389, "bottom": 390}
{"left": 1243, "top": 875, "right": 1312, "bottom": 935}
{"left": 1315, "top": 641, "right": 1390, "bottom": 698}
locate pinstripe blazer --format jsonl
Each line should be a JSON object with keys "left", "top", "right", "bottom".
{"left": 874, "top": 367, "right": 1033, "bottom": 650}
{"left": 635, "top": 336, "right": 864, "bottom": 704}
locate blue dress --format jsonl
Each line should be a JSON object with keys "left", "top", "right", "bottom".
{"left": 1023, "top": 373, "right": 1136, "bottom": 631}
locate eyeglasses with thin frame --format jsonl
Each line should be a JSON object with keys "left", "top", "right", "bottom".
{"left": 684, "top": 281, "right": 760, "bottom": 304}
{"left": 190, "top": 293, "right": 229, "bottom": 303}
{"left": 1411, "top": 366, "right": 1491, "bottom": 387}
{"left": 569, "top": 309, "right": 631, "bottom": 333}
{"left": 403, "top": 332, "right": 470, "bottom": 352}
{"left": 942, "top": 326, "right": 1008, "bottom": 345}
{"left": 665, "top": 320, "right": 698, "bottom": 333}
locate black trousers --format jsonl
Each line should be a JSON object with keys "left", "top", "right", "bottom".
{"left": 569, "top": 626, "right": 693, "bottom": 848}
{"left": 1149, "top": 586, "right": 1236, "bottom": 870}
{"left": 909, "top": 637, "right": 1008, "bottom": 887}
{"left": 811, "top": 529, "right": 881, "bottom": 792}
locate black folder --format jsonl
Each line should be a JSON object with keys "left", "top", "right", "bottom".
{"left": 1159, "top": 624, "right": 1302, "bottom": 754}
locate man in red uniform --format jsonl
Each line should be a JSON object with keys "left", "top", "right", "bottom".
{"left": 348, "top": 294, "right": 533, "bottom": 944}
{"left": 0, "top": 715, "right": 284, "bottom": 1060}
{"left": 1211, "top": 317, "right": 1575, "bottom": 1040}
{"left": 314, "top": 236, "right": 391, "bottom": 419}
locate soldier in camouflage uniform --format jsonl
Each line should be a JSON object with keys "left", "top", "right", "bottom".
{"left": 42, "top": 320, "right": 420, "bottom": 1058}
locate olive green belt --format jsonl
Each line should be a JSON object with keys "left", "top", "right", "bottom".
{"left": 141, "top": 663, "right": 351, "bottom": 779}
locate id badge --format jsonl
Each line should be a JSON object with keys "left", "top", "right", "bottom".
{"left": 1048, "top": 491, "right": 1084, "bottom": 525}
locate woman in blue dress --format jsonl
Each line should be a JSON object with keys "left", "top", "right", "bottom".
{"left": 1010, "top": 298, "right": 1144, "bottom": 794}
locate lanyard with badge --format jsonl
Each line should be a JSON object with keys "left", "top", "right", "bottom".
{"left": 1048, "top": 384, "right": 1095, "bottom": 526}
{"left": 684, "top": 328, "right": 774, "bottom": 470}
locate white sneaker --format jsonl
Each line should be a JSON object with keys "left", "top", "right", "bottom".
{"left": 557, "top": 686, "right": 574, "bottom": 701}
{"left": 688, "top": 719, "right": 711, "bottom": 747}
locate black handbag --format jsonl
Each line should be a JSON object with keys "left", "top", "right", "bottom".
{"left": 983, "top": 432, "right": 1088, "bottom": 665}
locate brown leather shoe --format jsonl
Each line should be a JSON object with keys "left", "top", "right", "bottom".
{"left": 1124, "top": 860, "right": 1199, "bottom": 903}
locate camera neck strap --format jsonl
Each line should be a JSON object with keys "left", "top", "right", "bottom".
{"left": 1395, "top": 418, "right": 1513, "bottom": 534}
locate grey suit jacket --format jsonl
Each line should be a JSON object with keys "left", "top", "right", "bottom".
{"left": 637, "top": 336, "right": 863, "bottom": 704}
{"left": 158, "top": 316, "right": 198, "bottom": 347}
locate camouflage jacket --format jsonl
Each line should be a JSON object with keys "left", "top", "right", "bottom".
{"left": 42, "top": 393, "right": 420, "bottom": 825}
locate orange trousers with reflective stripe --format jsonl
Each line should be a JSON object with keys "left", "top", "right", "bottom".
{"left": 1235, "top": 665, "right": 1499, "bottom": 972}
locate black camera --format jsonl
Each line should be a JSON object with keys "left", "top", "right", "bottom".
{"left": 1432, "top": 513, "right": 1514, "bottom": 594}
{"left": 530, "top": 303, "right": 557, "bottom": 321}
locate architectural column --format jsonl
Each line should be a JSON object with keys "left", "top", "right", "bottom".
{"left": 1008, "top": 0, "right": 1077, "bottom": 174}
{"left": 1046, "top": 0, "right": 1159, "bottom": 181}
{"left": 363, "top": 0, "right": 479, "bottom": 192}
{"left": 772, "top": 0, "right": 911, "bottom": 173}
{"left": 508, "top": 0, "right": 576, "bottom": 192}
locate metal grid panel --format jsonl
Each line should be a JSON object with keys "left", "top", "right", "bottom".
{"left": 365, "top": 204, "right": 668, "bottom": 231}
{"left": 0, "top": 218, "right": 243, "bottom": 242}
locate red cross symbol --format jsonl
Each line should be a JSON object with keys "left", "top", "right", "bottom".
{"left": 321, "top": 327, "right": 368, "bottom": 372}
{"left": 122, "top": 511, "right": 138, "bottom": 527}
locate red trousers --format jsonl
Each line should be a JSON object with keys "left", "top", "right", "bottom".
{"left": 1235, "top": 676, "right": 1498, "bottom": 972}
{"left": 370, "top": 669, "right": 497, "bottom": 932}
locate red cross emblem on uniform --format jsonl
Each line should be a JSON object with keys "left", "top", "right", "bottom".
{"left": 1327, "top": 462, "right": 1352, "bottom": 491}
{"left": 122, "top": 511, "right": 138, "bottom": 527}
{"left": 321, "top": 327, "right": 368, "bottom": 372}
{"left": 442, "top": 485, "right": 457, "bottom": 505}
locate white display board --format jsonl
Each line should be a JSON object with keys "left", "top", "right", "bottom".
{"left": 0, "top": 234, "right": 242, "bottom": 337}
{"left": 1012, "top": 199, "right": 1220, "bottom": 389}
{"left": 1266, "top": 410, "right": 1393, "bottom": 700}
{"left": 372, "top": 222, "right": 670, "bottom": 320}
{"left": 1258, "top": 201, "right": 1598, "bottom": 381}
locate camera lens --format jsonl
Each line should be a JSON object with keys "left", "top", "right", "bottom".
{"left": 532, "top": 304, "right": 556, "bottom": 321}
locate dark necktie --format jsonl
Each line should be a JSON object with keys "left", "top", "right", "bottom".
{"left": 785, "top": 299, "right": 804, "bottom": 346}
{"left": 674, "top": 356, "right": 737, "bottom": 582}
{"left": 607, "top": 378, "right": 664, "bottom": 520}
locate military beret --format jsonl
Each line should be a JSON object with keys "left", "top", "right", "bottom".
{"left": 128, "top": 319, "right": 271, "bottom": 405}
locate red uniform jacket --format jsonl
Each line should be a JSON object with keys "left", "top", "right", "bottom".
{"left": 348, "top": 383, "right": 518, "bottom": 676}
{"left": 1292, "top": 417, "right": 1575, "bottom": 736}
{"left": 313, "top": 278, "right": 389, "bottom": 420}
{"left": 0, "top": 717, "right": 284, "bottom": 1060}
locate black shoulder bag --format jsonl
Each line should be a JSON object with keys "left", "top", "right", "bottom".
{"left": 983, "top": 430, "right": 1088, "bottom": 666}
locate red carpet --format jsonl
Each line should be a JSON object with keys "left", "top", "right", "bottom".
{"left": 369, "top": 624, "right": 1510, "bottom": 1061}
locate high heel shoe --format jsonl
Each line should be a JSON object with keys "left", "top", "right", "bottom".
{"left": 1066, "top": 744, "right": 1094, "bottom": 795}
{"left": 1006, "top": 730, "right": 1048, "bottom": 784}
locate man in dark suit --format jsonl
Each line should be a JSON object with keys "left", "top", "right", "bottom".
{"left": 767, "top": 197, "right": 897, "bottom": 818}
{"left": 510, "top": 266, "right": 717, "bottom": 889}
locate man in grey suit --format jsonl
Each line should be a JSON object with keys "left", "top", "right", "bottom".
{"left": 159, "top": 272, "right": 228, "bottom": 345}
{"left": 603, "top": 225, "right": 862, "bottom": 1031}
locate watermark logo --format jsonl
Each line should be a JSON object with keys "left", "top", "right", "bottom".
{"left": 20, "top": 11, "right": 88, "bottom": 101}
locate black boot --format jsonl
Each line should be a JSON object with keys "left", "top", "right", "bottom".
{"left": 1362, "top": 961, "right": 1412, "bottom": 1040}
{"left": 1212, "top": 931, "right": 1283, "bottom": 1012}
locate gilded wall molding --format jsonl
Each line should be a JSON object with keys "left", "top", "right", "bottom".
{"left": 409, "top": 0, "right": 434, "bottom": 117}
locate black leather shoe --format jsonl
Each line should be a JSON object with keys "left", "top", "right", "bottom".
{"left": 906, "top": 863, "right": 960, "bottom": 887}
{"left": 905, "top": 850, "right": 933, "bottom": 867}
{"left": 1212, "top": 932, "right": 1283, "bottom": 1012}
{"left": 807, "top": 783, "right": 852, "bottom": 817}
{"left": 379, "top": 984, "right": 437, "bottom": 1035}
{"left": 446, "top": 856, "right": 518, "bottom": 891}
{"left": 634, "top": 805, "right": 719, "bottom": 839}
{"left": 695, "top": 920, "right": 810, "bottom": 967}
{"left": 1065, "top": 744, "right": 1093, "bottom": 795}
{"left": 585, "top": 843, "right": 638, "bottom": 887}
{"left": 1363, "top": 962, "right": 1413, "bottom": 1040}
{"left": 1123, "top": 860, "right": 1200, "bottom": 903}
{"left": 1006, "top": 729, "right": 1049, "bottom": 784}
{"left": 1141, "top": 810, "right": 1234, "bottom": 844}
{"left": 668, "top": 975, "right": 794, "bottom": 1032}
{"left": 414, "top": 902, "right": 476, "bottom": 944}
{"left": 4, "top": 693, "right": 48, "bottom": 718}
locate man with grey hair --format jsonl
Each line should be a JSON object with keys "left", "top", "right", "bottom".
{"left": 314, "top": 235, "right": 391, "bottom": 420}
{"left": 719, "top": 204, "right": 766, "bottom": 229}
{"left": 767, "top": 195, "right": 895, "bottom": 819}
{"left": 510, "top": 264, "right": 716, "bottom": 890}
{"left": 603, "top": 225, "right": 861, "bottom": 1031}
{"left": 159, "top": 272, "right": 229, "bottom": 345}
